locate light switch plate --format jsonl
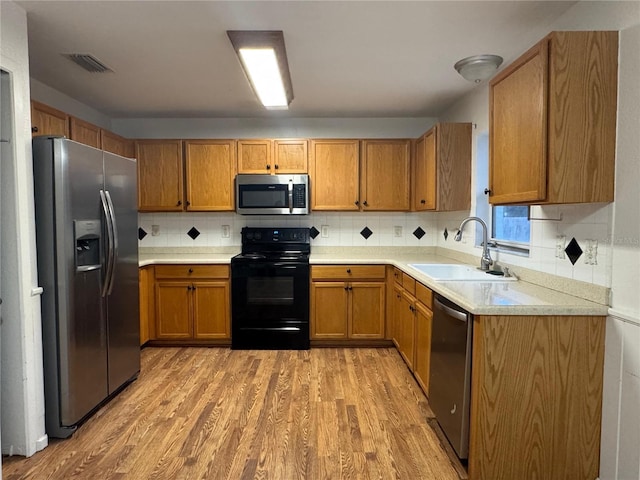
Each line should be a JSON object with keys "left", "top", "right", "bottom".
{"left": 151, "top": 225, "right": 160, "bottom": 236}
{"left": 394, "top": 226, "right": 403, "bottom": 237}
{"left": 221, "top": 225, "right": 230, "bottom": 238}
{"left": 321, "top": 225, "right": 329, "bottom": 238}
{"left": 556, "top": 235, "right": 566, "bottom": 259}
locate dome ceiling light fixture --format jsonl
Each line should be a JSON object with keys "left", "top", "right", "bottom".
{"left": 454, "top": 54, "right": 503, "bottom": 83}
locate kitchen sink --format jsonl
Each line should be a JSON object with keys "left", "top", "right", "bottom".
{"left": 408, "top": 263, "right": 517, "bottom": 281}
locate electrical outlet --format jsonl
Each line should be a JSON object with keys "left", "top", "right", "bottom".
{"left": 221, "top": 225, "right": 230, "bottom": 238}
{"left": 151, "top": 225, "right": 160, "bottom": 236}
{"left": 555, "top": 235, "right": 566, "bottom": 259}
{"left": 584, "top": 239, "right": 598, "bottom": 265}
{"left": 321, "top": 225, "right": 329, "bottom": 238}
{"left": 394, "top": 226, "right": 403, "bottom": 237}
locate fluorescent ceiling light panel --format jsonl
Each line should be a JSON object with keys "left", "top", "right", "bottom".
{"left": 239, "top": 48, "right": 288, "bottom": 108}
{"left": 227, "top": 31, "right": 294, "bottom": 109}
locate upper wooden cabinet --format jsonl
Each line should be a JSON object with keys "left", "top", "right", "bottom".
{"left": 101, "top": 130, "right": 135, "bottom": 158}
{"left": 489, "top": 31, "right": 618, "bottom": 205}
{"left": 360, "top": 140, "right": 411, "bottom": 211}
{"left": 310, "top": 139, "right": 360, "bottom": 211}
{"left": 136, "top": 140, "right": 184, "bottom": 212}
{"left": 273, "top": 139, "right": 308, "bottom": 173}
{"left": 31, "top": 100, "right": 69, "bottom": 137}
{"left": 184, "top": 140, "right": 236, "bottom": 211}
{"left": 237, "top": 139, "right": 272, "bottom": 174}
{"left": 414, "top": 123, "right": 472, "bottom": 212}
{"left": 69, "top": 116, "right": 101, "bottom": 148}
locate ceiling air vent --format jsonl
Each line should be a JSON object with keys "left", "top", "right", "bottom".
{"left": 62, "top": 54, "right": 113, "bottom": 73}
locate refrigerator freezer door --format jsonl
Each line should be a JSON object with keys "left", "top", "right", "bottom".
{"left": 103, "top": 151, "right": 140, "bottom": 393}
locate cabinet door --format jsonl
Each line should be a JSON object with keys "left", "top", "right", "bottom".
{"left": 361, "top": 140, "right": 410, "bottom": 211}
{"left": 311, "top": 282, "right": 348, "bottom": 339}
{"left": 414, "top": 130, "right": 436, "bottom": 210}
{"left": 136, "top": 140, "right": 184, "bottom": 211}
{"left": 310, "top": 140, "right": 360, "bottom": 210}
{"left": 390, "top": 284, "right": 403, "bottom": 349}
{"left": 274, "top": 139, "right": 308, "bottom": 173}
{"left": 237, "top": 139, "right": 272, "bottom": 174}
{"left": 398, "top": 291, "right": 416, "bottom": 370}
{"left": 101, "top": 130, "right": 135, "bottom": 158}
{"left": 414, "top": 302, "right": 432, "bottom": 395}
{"left": 489, "top": 41, "right": 548, "bottom": 204}
{"left": 349, "top": 282, "right": 386, "bottom": 339}
{"left": 155, "top": 282, "right": 191, "bottom": 339}
{"left": 192, "top": 281, "right": 230, "bottom": 340}
{"left": 31, "top": 100, "right": 68, "bottom": 137}
{"left": 185, "top": 140, "right": 236, "bottom": 211}
{"left": 69, "top": 116, "right": 101, "bottom": 148}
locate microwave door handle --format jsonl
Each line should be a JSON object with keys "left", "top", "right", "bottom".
{"left": 288, "top": 181, "right": 294, "bottom": 213}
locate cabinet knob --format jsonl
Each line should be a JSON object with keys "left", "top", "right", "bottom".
{"left": 274, "top": 164, "right": 279, "bottom": 170}
{"left": 346, "top": 268, "right": 351, "bottom": 274}
{"left": 420, "top": 199, "right": 426, "bottom": 204}
{"left": 363, "top": 201, "right": 368, "bottom": 207}
{"left": 484, "top": 188, "right": 492, "bottom": 195}
{"left": 344, "top": 286, "right": 349, "bottom": 291}
{"left": 354, "top": 200, "right": 359, "bottom": 206}
{"left": 188, "top": 268, "right": 193, "bottom": 274}
{"left": 266, "top": 164, "right": 271, "bottom": 170}
{"left": 32, "top": 126, "right": 39, "bottom": 133}
{"left": 176, "top": 200, "right": 182, "bottom": 206}
{"left": 186, "top": 200, "right": 191, "bottom": 206}
{"left": 187, "top": 285, "right": 192, "bottom": 291}
{"left": 348, "top": 286, "right": 353, "bottom": 291}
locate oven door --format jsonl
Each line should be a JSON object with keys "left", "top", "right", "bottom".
{"left": 232, "top": 261, "right": 309, "bottom": 325}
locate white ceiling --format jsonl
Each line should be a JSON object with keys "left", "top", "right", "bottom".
{"left": 18, "top": 1, "right": 578, "bottom": 119}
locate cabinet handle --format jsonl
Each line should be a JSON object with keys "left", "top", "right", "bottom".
{"left": 344, "top": 286, "right": 349, "bottom": 291}
{"left": 420, "top": 199, "right": 426, "bottom": 204}
{"left": 192, "top": 285, "right": 196, "bottom": 291}
{"left": 32, "top": 126, "right": 39, "bottom": 133}
{"left": 484, "top": 188, "right": 492, "bottom": 195}
{"left": 188, "top": 268, "right": 193, "bottom": 274}
{"left": 274, "top": 164, "right": 279, "bottom": 170}
{"left": 266, "top": 164, "right": 271, "bottom": 170}
{"left": 396, "top": 294, "right": 401, "bottom": 299}
{"left": 187, "top": 285, "right": 192, "bottom": 291}
{"left": 186, "top": 200, "right": 191, "bottom": 207}
{"left": 363, "top": 200, "right": 368, "bottom": 207}
{"left": 346, "top": 268, "right": 351, "bottom": 274}
{"left": 354, "top": 200, "right": 359, "bottom": 206}
{"left": 176, "top": 200, "right": 182, "bottom": 206}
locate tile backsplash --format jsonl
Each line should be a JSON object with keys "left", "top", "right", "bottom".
{"left": 138, "top": 212, "right": 439, "bottom": 248}
{"left": 139, "top": 202, "right": 614, "bottom": 288}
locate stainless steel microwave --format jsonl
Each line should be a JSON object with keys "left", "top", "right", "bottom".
{"left": 236, "top": 174, "right": 309, "bottom": 215}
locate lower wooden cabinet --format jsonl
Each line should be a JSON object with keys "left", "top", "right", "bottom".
{"left": 151, "top": 264, "right": 230, "bottom": 342}
{"left": 138, "top": 266, "right": 153, "bottom": 345}
{"left": 413, "top": 302, "right": 432, "bottom": 395}
{"left": 397, "top": 290, "right": 416, "bottom": 369}
{"left": 311, "top": 265, "right": 386, "bottom": 341}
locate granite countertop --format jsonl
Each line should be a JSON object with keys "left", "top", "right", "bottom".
{"left": 138, "top": 247, "right": 609, "bottom": 317}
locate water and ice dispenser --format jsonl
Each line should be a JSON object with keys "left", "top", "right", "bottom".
{"left": 74, "top": 220, "right": 101, "bottom": 272}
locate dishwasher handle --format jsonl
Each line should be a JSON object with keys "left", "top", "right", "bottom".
{"left": 434, "top": 295, "right": 469, "bottom": 322}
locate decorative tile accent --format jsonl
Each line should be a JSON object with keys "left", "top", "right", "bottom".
{"left": 413, "top": 227, "right": 426, "bottom": 240}
{"left": 138, "top": 227, "right": 147, "bottom": 241}
{"left": 360, "top": 226, "right": 373, "bottom": 240}
{"left": 187, "top": 227, "right": 201, "bottom": 240}
{"left": 564, "top": 237, "right": 583, "bottom": 265}
{"left": 443, "top": 228, "right": 449, "bottom": 241}
{"left": 309, "top": 226, "right": 320, "bottom": 239}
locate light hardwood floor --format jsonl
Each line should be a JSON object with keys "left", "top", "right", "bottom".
{"left": 3, "top": 347, "right": 463, "bottom": 479}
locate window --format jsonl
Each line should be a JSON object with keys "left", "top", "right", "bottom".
{"left": 476, "top": 133, "right": 530, "bottom": 253}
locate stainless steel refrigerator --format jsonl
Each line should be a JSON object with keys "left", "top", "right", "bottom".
{"left": 32, "top": 136, "right": 140, "bottom": 439}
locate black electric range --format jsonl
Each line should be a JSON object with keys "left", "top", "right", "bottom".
{"left": 230, "top": 227, "right": 310, "bottom": 350}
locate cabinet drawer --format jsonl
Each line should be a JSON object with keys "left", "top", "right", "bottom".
{"left": 416, "top": 282, "right": 432, "bottom": 310}
{"left": 393, "top": 267, "right": 403, "bottom": 285}
{"left": 154, "top": 264, "right": 229, "bottom": 279}
{"left": 312, "top": 265, "right": 386, "bottom": 281}
{"left": 402, "top": 273, "right": 416, "bottom": 295}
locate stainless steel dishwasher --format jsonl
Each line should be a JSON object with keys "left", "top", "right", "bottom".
{"left": 429, "top": 293, "right": 473, "bottom": 459}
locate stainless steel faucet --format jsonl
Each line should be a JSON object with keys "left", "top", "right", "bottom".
{"left": 454, "top": 216, "right": 493, "bottom": 271}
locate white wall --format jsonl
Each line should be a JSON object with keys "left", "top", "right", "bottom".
{"left": 0, "top": 0, "right": 47, "bottom": 459}
{"left": 438, "top": 3, "right": 640, "bottom": 478}
{"left": 112, "top": 116, "right": 436, "bottom": 140}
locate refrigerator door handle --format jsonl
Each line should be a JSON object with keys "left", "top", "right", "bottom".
{"left": 100, "top": 190, "right": 115, "bottom": 297}
{"left": 104, "top": 190, "right": 119, "bottom": 295}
